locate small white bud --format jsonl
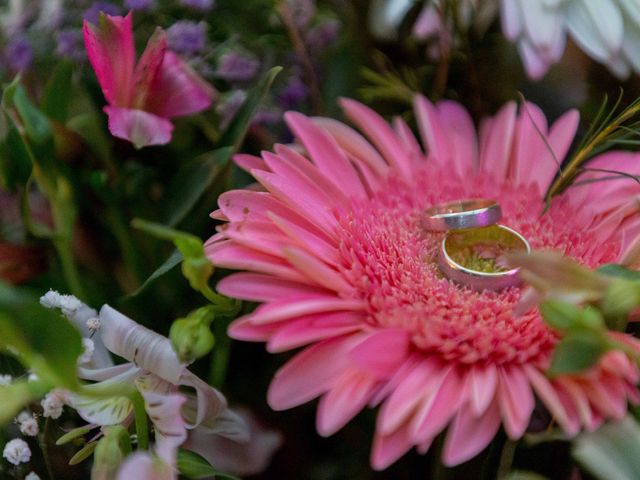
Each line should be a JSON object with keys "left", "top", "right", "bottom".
{"left": 19, "top": 418, "right": 39, "bottom": 437}
{"left": 27, "top": 373, "right": 38, "bottom": 382}
{"left": 39, "top": 290, "right": 82, "bottom": 316}
{"left": 86, "top": 317, "right": 101, "bottom": 333}
{"left": 16, "top": 411, "right": 31, "bottom": 424}
{"left": 25, "top": 472, "right": 40, "bottom": 480}
{"left": 41, "top": 391, "right": 66, "bottom": 419}
{"left": 78, "top": 339, "right": 95, "bottom": 365}
{"left": 0, "top": 374, "right": 12, "bottom": 385}
{"left": 3, "top": 438, "right": 31, "bottom": 465}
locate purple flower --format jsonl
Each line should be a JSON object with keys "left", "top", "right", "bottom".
{"left": 277, "top": 75, "right": 308, "bottom": 109}
{"left": 180, "top": 0, "right": 215, "bottom": 11}
{"left": 166, "top": 21, "right": 207, "bottom": 56}
{"left": 124, "top": 0, "right": 155, "bottom": 11}
{"left": 287, "top": 0, "right": 316, "bottom": 28}
{"left": 56, "top": 29, "right": 85, "bottom": 61}
{"left": 305, "top": 18, "right": 341, "bottom": 51}
{"left": 83, "top": 2, "right": 121, "bottom": 24}
{"left": 5, "top": 37, "right": 33, "bottom": 72}
{"left": 215, "top": 52, "right": 260, "bottom": 82}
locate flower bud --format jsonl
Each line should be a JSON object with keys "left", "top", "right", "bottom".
{"left": 91, "top": 426, "right": 131, "bottom": 480}
{"left": 170, "top": 306, "right": 216, "bottom": 363}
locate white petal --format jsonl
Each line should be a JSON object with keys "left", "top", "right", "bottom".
{"left": 500, "top": 0, "right": 524, "bottom": 39}
{"left": 566, "top": 0, "right": 624, "bottom": 63}
{"left": 368, "top": 0, "right": 414, "bottom": 40}
{"left": 98, "top": 305, "right": 185, "bottom": 385}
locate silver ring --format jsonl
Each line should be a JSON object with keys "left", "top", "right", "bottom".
{"left": 438, "top": 224, "right": 531, "bottom": 291}
{"left": 422, "top": 199, "right": 502, "bottom": 231}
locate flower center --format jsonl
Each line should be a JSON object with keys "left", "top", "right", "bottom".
{"left": 337, "top": 166, "right": 621, "bottom": 367}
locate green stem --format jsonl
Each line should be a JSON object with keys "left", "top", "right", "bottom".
{"left": 496, "top": 439, "right": 517, "bottom": 479}
{"left": 39, "top": 418, "right": 55, "bottom": 480}
{"left": 131, "top": 392, "right": 149, "bottom": 451}
{"left": 106, "top": 208, "right": 145, "bottom": 288}
{"left": 547, "top": 102, "right": 640, "bottom": 199}
{"left": 209, "top": 320, "right": 231, "bottom": 388}
{"left": 53, "top": 237, "right": 86, "bottom": 300}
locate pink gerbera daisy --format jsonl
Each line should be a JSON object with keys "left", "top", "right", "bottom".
{"left": 206, "top": 96, "right": 640, "bottom": 468}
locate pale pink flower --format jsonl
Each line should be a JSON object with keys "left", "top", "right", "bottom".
{"left": 207, "top": 97, "right": 640, "bottom": 468}
{"left": 83, "top": 12, "right": 215, "bottom": 149}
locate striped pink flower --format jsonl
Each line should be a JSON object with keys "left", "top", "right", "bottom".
{"left": 206, "top": 97, "right": 640, "bottom": 468}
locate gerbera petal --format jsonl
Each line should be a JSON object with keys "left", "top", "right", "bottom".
{"left": 268, "top": 335, "right": 363, "bottom": 410}
{"left": 340, "top": 98, "right": 414, "bottom": 179}
{"left": 371, "top": 424, "right": 415, "bottom": 471}
{"left": 104, "top": 106, "right": 174, "bottom": 149}
{"left": 436, "top": 100, "right": 479, "bottom": 174}
{"left": 317, "top": 369, "right": 378, "bottom": 436}
{"left": 497, "top": 366, "right": 535, "bottom": 439}
{"left": 285, "top": 112, "right": 367, "bottom": 198}
{"left": 479, "top": 101, "right": 517, "bottom": 178}
{"left": 234, "top": 154, "right": 268, "bottom": 173}
{"left": 469, "top": 364, "right": 498, "bottom": 416}
{"left": 349, "top": 329, "right": 410, "bottom": 378}
{"left": 248, "top": 297, "right": 364, "bottom": 325}
{"left": 267, "top": 312, "right": 364, "bottom": 352}
{"left": 217, "top": 273, "right": 330, "bottom": 302}
{"left": 442, "top": 398, "right": 501, "bottom": 467}
{"left": 206, "top": 241, "right": 310, "bottom": 282}
{"left": 281, "top": 246, "right": 353, "bottom": 293}
{"left": 312, "top": 117, "right": 388, "bottom": 176}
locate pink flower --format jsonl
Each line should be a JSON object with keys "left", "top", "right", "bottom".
{"left": 207, "top": 97, "right": 640, "bottom": 468}
{"left": 83, "top": 12, "right": 215, "bottom": 149}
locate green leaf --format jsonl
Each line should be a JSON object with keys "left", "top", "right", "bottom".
{"left": 163, "top": 147, "right": 232, "bottom": 227}
{"left": 69, "top": 441, "right": 98, "bottom": 466}
{"left": 597, "top": 263, "right": 640, "bottom": 281}
{"left": 177, "top": 449, "right": 240, "bottom": 480}
{"left": 548, "top": 330, "right": 610, "bottom": 377}
{"left": 56, "top": 424, "right": 96, "bottom": 445}
{"left": 539, "top": 300, "right": 583, "bottom": 331}
{"left": 218, "top": 66, "right": 282, "bottom": 150}
{"left": 0, "top": 120, "right": 33, "bottom": 189}
{"left": 41, "top": 61, "right": 74, "bottom": 122}
{"left": 573, "top": 415, "right": 640, "bottom": 480}
{"left": 0, "top": 283, "right": 82, "bottom": 389}
{"left": 0, "top": 380, "right": 49, "bottom": 426}
{"left": 127, "top": 249, "right": 183, "bottom": 298}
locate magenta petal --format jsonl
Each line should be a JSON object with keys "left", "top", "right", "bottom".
{"left": 145, "top": 51, "right": 216, "bottom": 118}
{"left": 83, "top": 13, "right": 135, "bottom": 106}
{"left": 132, "top": 27, "right": 168, "bottom": 109}
{"left": 104, "top": 106, "right": 174, "bottom": 148}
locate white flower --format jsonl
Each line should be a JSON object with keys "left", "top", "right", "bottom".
{"left": 0, "top": 374, "right": 12, "bottom": 385}
{"left": 3, "top": 438, "right": 31, "bottom": 465}
{"left": 78, "top": 338, "right": 95, "bottom": 365}
{"left": 19, "top": 418, "right": 39, "bottom": 437}
{"left": 16, "top": 411, "right": 31, "bottom": 424}
{"left": 41, "top": 391, "right": 66, "bottom": 419}
{"left": 25, "top": 472, "right": 40, "bottom": 480}
{"left": 40, "top": 290, "right": 81, "bottom": 316}
{"left": 27, "top": 373, "right": 38, "bottom": 382}
{"left": 501, "top": 0, "right": 640, "bottom": 79}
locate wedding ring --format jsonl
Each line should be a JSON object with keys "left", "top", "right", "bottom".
{"left": 438, "top": 224, "right": 531, "bottom": 291}
{"left": 422, "top": 199, "right": 502, "bottom": 232}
